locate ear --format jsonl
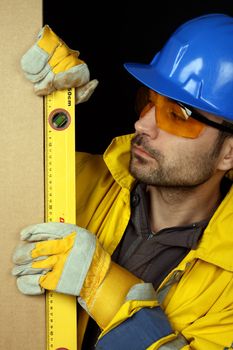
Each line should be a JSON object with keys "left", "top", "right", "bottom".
{"left": 217, "top": 137, "right": 233, "bottom": 172}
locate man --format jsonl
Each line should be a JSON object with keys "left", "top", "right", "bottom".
{"left": 12, "top": 13, "right": 233, "bottom": 349}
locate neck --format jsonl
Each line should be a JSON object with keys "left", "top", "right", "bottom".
{"left": 147, "top": 176, "right": 223, "bottom": 233}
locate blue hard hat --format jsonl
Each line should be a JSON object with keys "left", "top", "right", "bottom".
{"left": 124, "top": 13, "right": 233, "bottom": 122}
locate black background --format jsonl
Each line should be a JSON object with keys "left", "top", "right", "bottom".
{"left": 43, "top": 0, "right": 233, "bottom": 153}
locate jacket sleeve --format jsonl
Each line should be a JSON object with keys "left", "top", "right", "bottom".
{"left": 93, "top": 261, "right": 233, "bottom": 349}
{"left": 95, "top": 297, "right": 186, "bottom": 350}
{"left": 96, "top": 306, "right": 182, "bottom": 350}
{"left": 95, "top": 287, "right": 233, "bottom": 350}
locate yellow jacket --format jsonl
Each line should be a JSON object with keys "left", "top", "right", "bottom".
{"left": 75, "top": 134, "right": 233, "bottom": 350}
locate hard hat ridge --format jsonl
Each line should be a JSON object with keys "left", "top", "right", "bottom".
{"left": 124, "top": 13, "right": 233, "bottom": 122}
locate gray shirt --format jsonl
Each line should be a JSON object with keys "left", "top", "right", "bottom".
{"left": 112, "top": 182, "right": 208, "bottom": 289}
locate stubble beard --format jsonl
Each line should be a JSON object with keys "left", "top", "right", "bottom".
{"left": 129, "top": 134, "right": 219, "bottom": 189}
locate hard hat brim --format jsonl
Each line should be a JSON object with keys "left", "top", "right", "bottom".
{"left": 124, "top": 61, "right": 226, "bottom": 119}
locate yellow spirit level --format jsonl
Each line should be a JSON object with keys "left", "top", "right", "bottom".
{"left": 44, "top": 88, "right": 77, "bottom": 350}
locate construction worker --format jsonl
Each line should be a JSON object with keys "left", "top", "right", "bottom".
{"left": 12, "top": 13, "right": 233, "bottom": 349}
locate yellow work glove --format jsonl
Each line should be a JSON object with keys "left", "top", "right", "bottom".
{"left": 21, "top": 25, "right": 98, "bottom": 104}
{"left": 12, "top": 223, "right": 151, "bottom": 329}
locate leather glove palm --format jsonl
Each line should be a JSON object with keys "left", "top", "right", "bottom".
{"left": 21, "top": 25, "right": 98, "bottom": 104}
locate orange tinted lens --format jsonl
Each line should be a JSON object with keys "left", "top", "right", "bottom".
{"left": 155, "top": 93, "right": 205, "bottom": 138}
{"left": 142, "top": 89, "right": 205, "bottom": 138}
{"left": 136, "top": 88, "right": 205, "bottom": 138}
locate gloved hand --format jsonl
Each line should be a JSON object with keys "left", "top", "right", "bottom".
{"left": 12, "top": 222, "right": 143, "bottom": 328}
{"left": 12, "top": 223, "right": 101, "bottom": 295}
{"left": 21, "top": 25, "right": 98, "bottom": 104}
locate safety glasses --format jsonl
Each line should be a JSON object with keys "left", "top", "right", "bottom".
{"left": 135, "top": 87, "right": 233, "bottom": 138}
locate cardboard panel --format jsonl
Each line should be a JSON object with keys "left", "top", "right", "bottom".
{"left": 0, "top": 1, "right": 45, "bottom": 349}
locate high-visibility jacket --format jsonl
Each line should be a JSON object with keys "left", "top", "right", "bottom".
{"left": 75, "top": 133, "right": 233, "bottom": 350}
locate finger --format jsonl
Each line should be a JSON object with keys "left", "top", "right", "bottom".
{"left": 16, "top": 275, "right": 45, "bottom": 295}
{"left": 20, "top": 222, "right": 77, "bottom": 241}
{"left": 20, "top": 44, "right": 49, "bottom": 75}
{"left": 31, "top": 232, "right": 76, "bottom": 258}
{"left": 32, "top": 254, "right": 59, "bottom": 269}
{"left": 24, "top": 64, "right": 51, "bottom": 83}
{"left": 13, "top": 242, "right": 36, "bottom": 264}
{"left": 12, "top": 261, "right": 50, "bottom": 276}
{"left": 53, "top": 63, "right": 90, "bottom": 90}
{"left": 33, "top": 70, "right": 55, "bottom": 96}
{"left": 75, "top": 79, "right": 99, "bottom": 104}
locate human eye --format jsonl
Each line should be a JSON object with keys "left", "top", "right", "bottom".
{"left": 178, "top": 103, "right": 192, "bottom": 119}
{"left": 168, "top": 105, "right": 189, "bottom": 122}
{"left": 170, "top": 111, "right": 185, "bottom": 121}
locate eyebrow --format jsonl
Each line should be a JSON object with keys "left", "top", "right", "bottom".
{"left": 178, "top": 103, "right": 233, "bottom": 135}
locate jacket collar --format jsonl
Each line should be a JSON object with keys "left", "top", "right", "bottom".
{"left": 194, "top": 185, "right": 233, "bottom": 271}
{"left": 103, "top": 133, "right": 135, "bottom": 190}
{"left": 104, "top": 134, "right": 233, "bottom": 271}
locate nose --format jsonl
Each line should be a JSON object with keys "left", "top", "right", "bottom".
{"left": 134, "top": 105, "right": 159, "bottom": 139}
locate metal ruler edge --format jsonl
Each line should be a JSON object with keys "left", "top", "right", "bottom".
{"left": 44, "top": 88, "right": 77, "bottom": 350}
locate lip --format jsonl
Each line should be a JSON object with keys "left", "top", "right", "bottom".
{"left": 132, "top": 145, "right": 152, "bottom": 158}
